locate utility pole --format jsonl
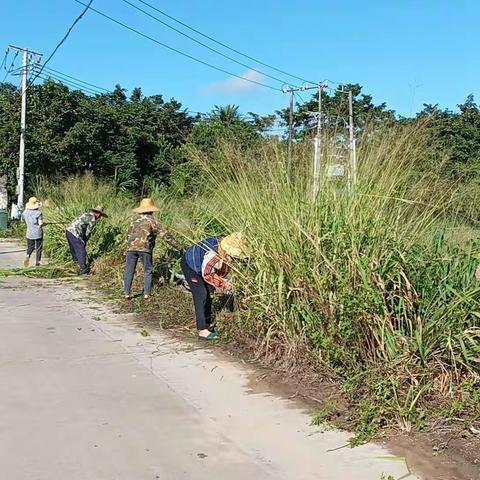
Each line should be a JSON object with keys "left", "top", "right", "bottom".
{"left": 288, "top": 89, "right": 294, "bottom": 178}
{"left": 282, "top": 84, "right": 318, "bottom": 182}
{"left": 312, "top": 82, "right": 326, "bottom": 201}
{"left": 348, "top": 89, "right": 357, "bottom": 191}
{"left": 282, "top": 85, "right": 304, "bottom": 181}
{"left": 8, "top": 45, "right": 42, "bottom": 211}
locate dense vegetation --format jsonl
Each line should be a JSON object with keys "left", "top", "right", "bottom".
{"left": 1, "top": 78, "right": 480, "bottom": 442}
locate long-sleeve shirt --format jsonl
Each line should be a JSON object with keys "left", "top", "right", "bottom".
{"left": 22, "top": 209, "right": 43, "bottom": 240}
{"left": 126, "top": 214, "right": 181, "bottom": 253}
{"left": 66, "top": 212, "right": 97, "bottom": 243}
{"left": 201, "top": 251, "right": 231, "bottom": 290}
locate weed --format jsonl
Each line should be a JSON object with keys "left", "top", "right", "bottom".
{"left": 380, "top": 474, "right": 396, "bottom": 480}
{"left": 312, "top": 400, "right": 338, "bottom": 425}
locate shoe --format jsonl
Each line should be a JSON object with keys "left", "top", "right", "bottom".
{"left": 124, "top": 295, "right": 132, "bottom": 302}
{"left": 35, "top": 263, "right": 41, "bottom": 267}
{"left": 199, "top": 331, "right": 217, "bottom": 341}
{"left": 23, "top": 257, "right": 29, "bottom": 268}
{"left": 143, "top": 295, "right": 151, "bottom": 301}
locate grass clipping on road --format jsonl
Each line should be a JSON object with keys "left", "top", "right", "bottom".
{"left": 36, "top": 123, "right": 480, "bottom": 444}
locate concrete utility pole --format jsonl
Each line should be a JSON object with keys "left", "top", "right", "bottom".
{"left": 282, "top": 85, "right": 304, "bottom": 181}
{"left": 286, "top": 88, "right": 295, "bottom": 180}
{"left": 8, "top": 45, "right": 42, "bottom": 211}
{"left": 312, "top": 82, "right": 326, "bottom": 201}
{"left": 282, "top": 84, "right": 318, "bottom": 182}
{"left": 348, "top": 89, "right": 357, "bottom": 191}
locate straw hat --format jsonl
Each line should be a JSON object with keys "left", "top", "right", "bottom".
{"left": 220, "top": 232, "right": 249, "bottom": 259}
{"left": 91, "top": 205, "right": 108, "bottom": 217}
{"left": 25, "top": 196, "right": 41, "bottom": 210}
{"left": 133, "top": 198, "right": 160, "bottom": 214}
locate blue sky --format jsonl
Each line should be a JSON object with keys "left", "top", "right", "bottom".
{"left": 2, "top": 0, "right": 479, "bottom": 117}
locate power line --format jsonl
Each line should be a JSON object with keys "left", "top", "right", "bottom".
{"left": 41, "top": 65, "right": 110, "bottom": 92}
{"left": 73, "top": 0, "right": 281, "bottom": 91}
{"left": 2, "top": 50, "right": 19, "bottom": 82}
{"left": 30, "top": 0, "right": 94, "bottom": 85}
{"left": 293, "top": 90, "right": 308, "bottom": 104}
{"left": 134, "top": 0, "right": 316, "bottom": 85}
{"left": 119, "top": 0, "right": 295, "bottom": 87}
{"left": 34, "top": 73, "right": 101, "bottom": 96}
{"left": 31, "top": 67, "right": 103, "bottom": 95}
{"left": 0, "top": 48, "right": 9, "bottom": 72}
{"left": 34, "top": 74, "right": 102, "bottom": 96}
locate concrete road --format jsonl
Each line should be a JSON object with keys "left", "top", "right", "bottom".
{"left": 0, "top": 239, "right": 417, "bottom": 480}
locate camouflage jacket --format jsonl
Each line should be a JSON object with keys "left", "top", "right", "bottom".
{"left": 66, "top": 212, "right": 97, "bottom": 243}
{"left": 126, "top": 215, "right": 181, "bottom": 253}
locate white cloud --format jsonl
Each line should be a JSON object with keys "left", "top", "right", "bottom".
{"left": 202, "top": 69, "right": 265, "bottom": 95}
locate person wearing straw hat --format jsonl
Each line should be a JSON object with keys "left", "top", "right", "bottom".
{"left": 124, "top": 198, "right": 182, "bottom": 301}
{"left": 65, "top": 206, "right": 107, "bottom": 275}
{"left": 21, "top": 196, "right": 44, "bottom": 267}
{"left": 181, "top": 232, "right": 248, "bottom": 340}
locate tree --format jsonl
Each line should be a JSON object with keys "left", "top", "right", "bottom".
{"left": 417, "top": 95, "right": 480, "bottom": 178}
{"left": 276, "top": 83, "right": 396, "bottom": 140}
{"left": 209, "top": 104, "right": 241, "bottom": 125}
{"left": 0, "top": 78, "right": 195, "bottom": 197}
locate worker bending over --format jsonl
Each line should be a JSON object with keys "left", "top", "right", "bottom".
{"left": 181, "top": 232, "right": 248, "bottom": 340}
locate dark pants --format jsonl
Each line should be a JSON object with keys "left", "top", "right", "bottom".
{"left": 26, "top": 238, "right": 43, "bottom": 265}
{"left": 65, "top": 230, "right": 89, "bottom": 274}
{"left": 124, "top": 251, "right": 153, "bottom": 296}
{"left": 181, "top": 256, "right": 214, "bottom": 331}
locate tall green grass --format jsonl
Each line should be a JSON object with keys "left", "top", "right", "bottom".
{"left": 36, "top": 124, "right": 480, "bottom": 439}
{"left": 189, "top": 124, "right": 480, "bottom": 437}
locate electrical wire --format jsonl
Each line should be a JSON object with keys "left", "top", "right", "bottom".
{"left": 73, "top": 0, "right": 281, "bottom": 91}
{"left": 0, "top": 48, "right": 9, "bottom": 72}
{"left": 41, "top": 65, "right": 110, "bottom": 92}
{"left": 34, "top": 73, "right": 101, "bottom": 96}
{"left": 134, "top": 0, "right": 317, "bottom": 85}
{"left": 31, "top": 68, "right": 102, "bottom": 95}
{"left": 119, "top": 0, "right": 296, "bottom": 87}
{"left": 34, "top": 72, "right": 102, "bottom": 95}
{"left": 30, "top": 0, "right": 94, "bottom": 85}
{"left": 293, "top": 90, "right": 307, "bottom": 104}
{"left": 2, "top": 50, "right": 19, "bottom": 82}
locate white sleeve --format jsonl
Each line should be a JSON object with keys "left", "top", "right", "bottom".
{"left": 201, "top": 251, "right": 222, "bottom": 277}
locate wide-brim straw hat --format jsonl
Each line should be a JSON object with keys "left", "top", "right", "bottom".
{"left": 25, "top": 196, "right": 41, "bottom": 210}
{"left": 133, "top": 198, "right": 160, "bottom": 214}
{"left": 220, "top": 232, "right": 249, "bottom": 259}
{"left": 91, "top": 205, "right": 108, "bottom": 217}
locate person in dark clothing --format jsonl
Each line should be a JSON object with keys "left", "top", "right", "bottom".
{"left": 65, "top": 206, "right": 107, "bottom": 275}
{"left": 181, "top": 233, "right": 248, "bottom": 340}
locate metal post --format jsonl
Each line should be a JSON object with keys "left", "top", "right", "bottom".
{"left": 348, "top": 89, "right": 357, "bottom": 191}
{"left": 18, "top": 50, "right": 28, "bottom": 211}
{"left": 312, "top": 83, "right": 324, "bottom": 201}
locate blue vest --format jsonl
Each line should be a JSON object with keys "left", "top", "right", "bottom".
{"left": 184, "top": 237, "right": 219, "bottom": 274}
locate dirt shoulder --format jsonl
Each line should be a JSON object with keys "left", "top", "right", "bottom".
{"left": 95, "top": 280, "right": 479, "bottom": 480}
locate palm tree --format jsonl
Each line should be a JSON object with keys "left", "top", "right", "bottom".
{"left": 209, "top": 104, "right": 241, "bottom": 125}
